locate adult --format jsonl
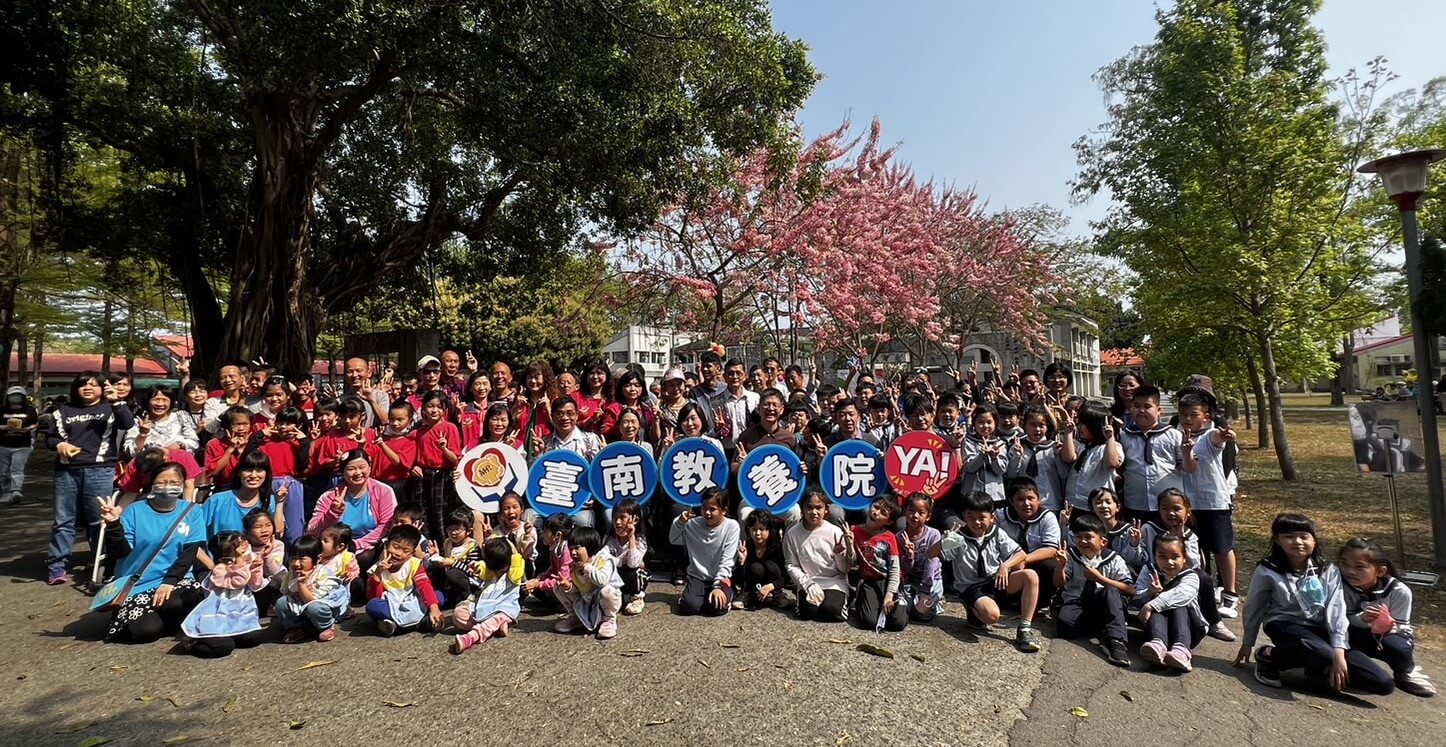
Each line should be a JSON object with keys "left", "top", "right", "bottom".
{"left": 687, "top": 351, "right": 726, "bottom": 423}
{"left": 762, "top": 357, "right": 788, "bottom": 396}
{"left": 1109, "top": 371, "right": 1148, "bottom": 430}
{"left": 712, "top": 359, "right": 759, "bottom": 449}
{"left": 534, "top": 398, "right": 605, "bottom": 528}
{"left": 96, "top": 461, "right": 205, "bottom": 643}
{"left": 601, "top": 369, "right": 658, "bottom": 444}
{"left": 306, "top": 450, "right": 397, "bottom": 563}
{"left": 1042, "top": 361, "right": 1074, "bottom": 409}
{"left": 571, "top": 359, "right": 611, "bottom": 434}
{"left": 342, "top": 357, "right": 391, "bottom": 428}
{"left": 655, "top": 367, "right": 689, "bottom": 439}
{"left": 440, "top": 349, "right": 470, "bottom": 399}
{"left": 784, "top": 364, "right": 815, "bottom": 399}
{"left": 1019, "top": 368, "right": 1044, "bottom": 404}
{"left": 412, "top": 356, "right": 447, "bottom": 406}
{"left": 202, "top": 450, "right": 288, "bottom": 545}
{"left": 201, "top": 362, "right": 260, "bottom": 435}
{"left": 45, "top": 372, "right": 134, "bottom": 586}
{"left": 123, "top": 385, "right": 201, "bottom": 459}
{"left": 488, "top": 361, "right": 517, "bottom": 403}
{"left": 734, "top": 389, "right": 802, "bottom": 525}
{"left": 0, "top": 386, "right": 40, "bottom": 504}
{"left": 457, "top": 370, "right": 494, "bottom": 450}
{"left": 513, "top": 360, "right": 556, "bottom": 442}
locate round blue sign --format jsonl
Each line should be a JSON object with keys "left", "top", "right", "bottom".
{"left": 737, "top": 444, "right": 806, "bottom": 514}
{"left": 819, "top": 439, "right": 888, "bottom": 511}
{"left": 525, "top": 450, "right": 593, "bottom": 517}
{"left": 659, "top": 437, "right": 730, "bottom": 508}
{"left": 587, "top": 441, "right": 659, "bottom": 508}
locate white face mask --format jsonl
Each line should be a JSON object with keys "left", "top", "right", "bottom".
{"left": 148, "top": 484, "right": 184, "bottom": 509}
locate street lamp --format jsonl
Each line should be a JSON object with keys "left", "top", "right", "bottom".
{"left": 1358, "top": 148, "right": 1446, "bottom": 570}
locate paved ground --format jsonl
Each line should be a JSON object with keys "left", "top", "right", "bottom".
{"left": 1, "top": 468, "right": 1443, "bottom": 746}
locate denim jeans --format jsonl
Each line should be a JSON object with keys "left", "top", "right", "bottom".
{"left": 46, "top": 465, "right": 113, "bottom": 572}
{"left": 275, "top": 597, "right": 340, "bottom": 631}
{"left": 0, "top": 445, "right": 32, "bottom": 496}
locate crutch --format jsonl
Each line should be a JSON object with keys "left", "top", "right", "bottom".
{"left": 90, "top": 489, "right": 119, "bottom": 587}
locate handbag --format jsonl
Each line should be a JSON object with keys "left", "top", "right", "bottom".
{"left": 90, "top": 502, "right": 197, "bottom": 612}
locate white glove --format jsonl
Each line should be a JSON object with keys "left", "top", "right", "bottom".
{"left": 804, "top": 583, "right": 824, "bottom": 607}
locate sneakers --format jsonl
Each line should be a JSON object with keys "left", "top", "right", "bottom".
{"left": 451, "top": 629, "right": 483, "bottom": 655}
{"left": 1103, "top": 637, "right": 1130, "bottom": 667}
{"left": 377, "top": 619, "right": 398, "bottom": 638}
{"left": 671, "top": 570, "right": 686, "bottom": 586}
{"left": 1208, "top": 620, "right": 1237, "bottom": 642}
{"left": 316, "top": 627, "right": 336, "bottom": 642}
{"left": 47, "top": 567, "right": 68, "bottom": 586}
{"left": 553, "top": 614, "right": 581, "bottom": 634}
{"left": 0, "top": 492, "right": 18, "bottom": 505}
{"left": 1398, "top": 666, "right": 1437, "bottom": 697}
{"left": 596, "top": 618, "right": 618, "bottom": 640}
{"left": 1218, "top": 592, "right": 1240, "bottom": 619}
{"left": 1164, "top": 644, "right": 1193, "bottom": 673}
{"left": 1254, "top": 646, "right": 1282, "bottom": 688}
{"left": 282, "top": 628, "right": 308, "bottom": 644}
{"left": 623, "top": 597, "right": 645, "bottom": 616}
{"left": 1015, "top": 624, "right": 1042, "bottom": 653}
{"left": 1140, "top": 639, "right": 1167, "bottom": 667}
{"left": 730, "top": 598, "right": 746, "bottom": 610}
{"left": 968, "top": 618, "right": 991, "bottom": 632}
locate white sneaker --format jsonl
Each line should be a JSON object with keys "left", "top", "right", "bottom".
{"left": 0, "top": 493, "right": 17, "bottom": 505}
{"left": 1218, "top": 594, "right": 1239, "bottom": 619}
{"left": 1399, "top": 666, "right": 1437, "bottom": 697}
{"left": 623, "top": 597, "right": 645, "bottom": 616}
{"left": 1208, "top": 620, "right": 1237, "bottom": 642}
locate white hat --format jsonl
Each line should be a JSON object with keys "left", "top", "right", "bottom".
{"left": 662, "top": 367, "right": 686, "bottom": 383}
{"left": 416, "top": 355, "right": 441, "bottom": 369}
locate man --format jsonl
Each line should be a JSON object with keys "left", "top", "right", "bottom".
{"left": 687, "top": 351, "right": 726, "bottom": 431}
{"left": 712, "top": 359, "right": 759, "bottom": 449}
{"left": 489, "top": 361, "right": 516, "bottom": 402}
{"left": 762, "top": 357, "right": 788, "bottom": 396}
{"left": 784, "top": 364, "right": 814, "bottom": 399}
{"left": 0, "top": 387, "right": 39, "bottom": 504}
{"left": 341, "top": 356, "right": 391, "bottom": 428}
{"left": 1019, "top": 368, "right": 1044, "bottom": 404}
{"left": 203, "top": 361, "right": 262, "bottom": 434}
{"left": 439, "top": 349, "right": 469, "bottom": 399}
{"left": 247, "top": 361, "right": 275, "bottom": 397}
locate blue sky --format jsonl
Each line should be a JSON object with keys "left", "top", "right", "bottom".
{"left": 769, "top": 1, "right": 1446, "bottom": 235}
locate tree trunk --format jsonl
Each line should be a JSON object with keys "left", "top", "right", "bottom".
{"left": 0, "top": 138, "right": 18, "bottom": 393}
{"left": 99, "top": 298, "right": 114, "bottom": 374}
{"left": 1330, "top": 338, "right": 1346, "bottom": 407}
{"left": 0, "top": 283, "right": 14, "bottom": 392}
{"left": 1245, "top": 352, "right": 1268, "bottom": 449}
{"left": 32, "top": 328, "right": 43, "bottom": 394}
{"left": 1256, "top": 331, "right": 1298, "bottom": 481}
{"left": 15, "top": 332, "right": 26, "bottom": 384}
{"left": 124, "top": 300, "right": 136, "bottom": 379}
{"left": 1241, "top": 386, "right": 1252, "bottom": 432}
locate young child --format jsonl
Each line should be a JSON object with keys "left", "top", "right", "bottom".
{"left": 275, "top": 535, "right": 349, "bottom": 642}
{"left": 494, "top": 492, "right": 539, "bottom": 574}
{"left": 430, "top": 508, "right": 482, "bottom": 609}
{"left": 1235, "top": 514, "right": 1393, "bottom": 695}
{"left": 938, "top": 490, "right": 1042, "bottom": 652}
{"left": 1008, "top": 405, "right": 1072, "bottom": 512}
{"left": 996, "top": 478, "right": 1062, "bottom": 604}
{"left": 1068, "top": 487, "right": 1140, "bottom": 562}
{"left": 1178, "top": 392, "right": 1240, "bottom": 619}
{"left": 181, "top": 531, "right": 267, "bottom": 658}
{"left": 960, "top": 404, "right": 1009, "bottom": 507}
{"left": 318, "top": 523, "right": 360, "bottom": 585}
{"left": 410, "top": 391, "right": 462, "bottom": 541}
{"left": 390, "top": 502, "right": 437, "bottom": 560}
{"left": 1136, "top": 488, "right": 1234, "bottom": 642}
{"left": 897, "top": 494, "right": 944, "bottom": 622}
{"left": 735, "top": 510, "right": 789, "bottom": 611}
{"left": 1338, "top": 537, "right": 1435, "bottom": 696}
{"left": 1062, "top": 402, "right": 1122, "bottom": 510}
{"left": 203, "top": 406, "right": 254, "bottom": 488}
{"left": 606, "top": 499, "right": 649, "bottom": 615}
{"left": 242, "top": 509, "right": 286, "bottom": 617}
{"left": 1052, "top": 512, "right": 1134, "bottom": 667}
{"left": 555, "top": 526, "right": 624, "bottom": 639}
{"left": 1118, "top": 385, "right": 1183, "bottom": 523}
{"left": 452, "top": 536, "right": 526, "bottom": 654}
{"left": 1135, "top": 532, "right": 1207, "bottom": 673}
{"left": 852, "top": 497, "right": 909, "bottom": 632}
{"left": 995, "top": 401, "right": 1023, "bottom": 443}
{"left": 523, "top": 514, "right": 573, "bottom": 610}
{"left": 366, "top": 524, "right": 444, "bottom": 637}
{"left": 255, "top": 406, "right": 309, "bottom": 543}
{"left": 669, "top": 488, "right": 741, "bottom": 617}
{"left": 784, "top": 490, "right": 853, "bottom": 622}
{"left": 370, "top": 402, "right": 417, "bottom": 498}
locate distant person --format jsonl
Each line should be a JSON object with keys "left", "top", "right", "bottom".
{"left": 1, "top": 386, "right": 40, "bottom": 504}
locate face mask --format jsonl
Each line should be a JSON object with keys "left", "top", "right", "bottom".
{"left": 1296, "top": 570, "right": 1326, "bottom": 617}
{"left": 148, "top": 484, "right": 184, "bottom": 510}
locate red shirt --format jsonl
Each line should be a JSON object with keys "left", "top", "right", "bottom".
{"left": 600, "top": 400, "right": 655, "bottom": 442}
{"left": 457, "top": 406, "right": 487, "bottom": 451}
{"left": 118, "top": 449, "right": 202, "bottom": 494}
{"left": 851, "top": 526, "right": 900, "bottom": 582}
{"left": 255, "top": 436, "right": 305, "bottom": 477}
{"left": 572, "top": 391, "right": 607, "bottom": 433}
{"left": 204, "top": 438, "right": 241, "bottom": 485}
{"left": 307, "top": 429, "right": 376, "bottom": 478}
{"left": 513, "top": 399, "right": 552, "bottom": 441}
{"left": 411, "top": 421, "right": 461, "bottom": 470}
{"left": 368, "top": 433, "right": 417, "bottom": 483}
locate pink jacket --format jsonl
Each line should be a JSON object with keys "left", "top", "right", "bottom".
{"left": 306, "top": 478, "right": 397, "bottom": 551}
{"left": 210, "top": 554, "right": 268, "bottom": 592}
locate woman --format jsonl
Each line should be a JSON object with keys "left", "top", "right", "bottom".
{"left": 1109, "top": 371, "right": 1148, "bottom": 430}
{"left": 480, "top": 400, "right": 524, "bottom": 451}
{"left": 202, "top": 450, "right": 288, "bottom": 546}
{"left": 457, "top": 370, "right": 493, "bottom": 451}
{"left": 123, "top": 385, "right": 203, "bottom": 495}
{"left": 306, "top": 450, "right": 397, "bottom": 565}
{"left": 513, "top": 360, "right": 556, "bottom": 445}
{"left": 601, "top": 369, "right": 659, "bottom": 445}
{"left": 45, "top": 372, "right": 134, "bottom": 586}
{"left": 571, "top": 359, "right": 611, "bottom": 435}
{"left": 97, "top": 461, "right": 205, "bottom": 643}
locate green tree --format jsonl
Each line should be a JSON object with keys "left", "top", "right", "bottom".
{"left": 1075, "top": 0, "right": 1389, "bottom": 480}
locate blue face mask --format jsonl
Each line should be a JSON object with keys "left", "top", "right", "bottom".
{"left": 1297, "top": 571, "right": 1326, "bottom": 617}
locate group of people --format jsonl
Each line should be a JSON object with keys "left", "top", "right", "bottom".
{"left": 17, "top": 349, "right": 1434, "bottom": 697}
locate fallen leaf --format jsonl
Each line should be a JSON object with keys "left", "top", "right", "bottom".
{"left": 855, "top": 643, "right": 894, "bottom": 659}
{"left": 735, "top": 667, "right": 751, "bottom": 673}
{"left": 618, "top": 649, "right": 649, "bottom": 658}
{"left": 909, "top": 654, "right": 926, "bottom": 663}
{"left": 383, "top": 701, "right": 416, "bottom": 708}
{"left": 16, "top": 674, "right": 26, "bottom": 680}
{"left": 1119, "top": 690, "right": 1133, "bottom": 703}
{"left": 673, "top": 700, "right": 681, "bottom": 706}
{"left": 109, "top": 666, "right": 128, "bottom": 673}
{"left": 825, "top": 638, "right": 853, "bottom": 644}
{"left": 77, "top": 738, "right": 113, "bottom": 747}
{"left": 836, "top": 731, "right": 852, "bottom": 746}
{"left": 162, "top": 738, "right": 191, "bottom": 746}
{"left": 53, "top": 723, "right": 92, "bottom": 735}
{"left": 644, "top": 718, "right": 673, "bottom": 727}
{"left": 1305, "top": 704, "right": 1324, "bottom": 711}
{"left": 696, "top": 658, "right": 711, "bottom": 669}
{"left": 56, "top": 642, "right": 81, "bottom": 651}
{"left": 293, "top": 660, "right": 337, "bottom": 672}
{"left": 288, "top": 721, "right": 306, "bottom": 730}
{"left": 137, "top": 695, "right": 180, "bottom": 708}
{"left": 223, "top": 694, "right": 238, "bottom": 713}
{"left": 718, "top": 642, "right": 740, "bottom": 649}
{"left": 1069, "top": 707, "right": 1089, "bottom": 718}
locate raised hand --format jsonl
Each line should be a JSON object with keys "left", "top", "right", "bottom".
{"left": 1148, "top": 571, "right": 1163, "bottom": 597}
{"left": 100, "top": 496, "right": 123, "bottom": 524}
{"left": 1129, "top": 519, "right": 1143, "bottom": 546}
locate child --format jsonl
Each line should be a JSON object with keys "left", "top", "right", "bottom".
{"left": 555, "top": 526, "right": 623, "bottom": 638}
{"left": 865, "top": 394, "right": 901, "bottom": 446}
{"left": 318, "top": 523, "right": 360, "bottom": 584}
{"left": 370, "top": 402, "right": 417, "bottom": 498}
{"left": 182, "top": 531, "right": 267, "bottom": 658}
{"left": 938, "top": 490, "right": 1042, "bottom": 652}
{"left": 523, "top": 514, "right": 573, "bottom": 610}
{"left": 736, "top": 510, "right": 789, "bottom": 611}
{"left": 960, "top": 404, "right": 1009, "bottom": 507}
{"left": 410, "top": 391, "right": 462, "bottom": 542}
{"left": 430, "top": 508, "right": 482, "bottom": 609}
{"left": 275, "top": 535, "right": 349, "bottom": 642}
{"left": 606, "top": 499, "right": 650, "bottom": 615}
{"left": 1062, "top": 402, "right": 1122, "bottom": 510}
{"left": 493, "top": 492, "right": 538, "bottom": 574}
{"left": 1178, "top": 392, "right": 1240, "bottom": 619}
{"left": 669, "top": 488, "right": 741, "bottom": 616}
{"left": 897, "top": 494, "right": 944, "bottom": 622}
{"left": 1338, "top": 537, "right": 1435, "bottom": 696}
{"left": 1234, "top": 513, "right": 1393, "bottom": 695}
{"left": 1052, "top": 512, "right": 1134, "bottom": 667}
{"left": 242, "top": 509, "right": 286, "bottom": 617}
{"left": 996, "top": 478, "right": 1062, "bottom": 604}
{"left": 391, "top": 502, "right": 437, "bottom": 559}
{"left": 1118, "top": 385, "right": 1183, "bottom": 522}
{"left": 366, "top": 524, "right": 444, "bottom": 637}
{"left": 452, "top": 536, "right": 525, "bottom": 654}
{"left": 1137, "top": 488, "right": 1234, "bottom": 642}
{"left": 1076, "top": 487, "right": 1139, "bottom": 561}
{"left": 1008, "top": 405, "right": 1072, "bottom": 512}
{"left": 852, "top": 497, "right": 909, "bottom": 632}
{"left": 995, "top": 401, "right": 1023, "bottom": 443}
{"left": 255, "top": 406, "right": 308, "bottom": 543}
{"left": 784, "top": 490, "right": 853, "bottom": 622}
{"left": 203, "top": 406, "right": 254, "bottom": 488}
{"left": 1135, "top": 532, "right": 1206, "bottom": 672}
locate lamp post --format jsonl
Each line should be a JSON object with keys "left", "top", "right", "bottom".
{"left": 1358, "top": 148, "right": 1446, "bottom": 569}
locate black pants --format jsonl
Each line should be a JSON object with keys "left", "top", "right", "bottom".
{"left": 1144, "top": 606, "right": 1206, "bottom": 648}
{"left": 677, "top": 577, "right": 731, "bottom": 616}
{"left": 1264, "top": 620, "right": 1394, "bottom": 695}
{"left": 348, "top": 547, "right": 379, "bottom": 607}
{"left": 736, "top": 560, "right": 786, "bottom": 595}
{"left": 189, "top": 629, "right": 265, "bottom": 658}
{"left": 254, "top": 586, "right": 281, "bottom": 618}
{"left": 797, "top": 588, "right": 848, "bottom": 622}
{"left": 1056, "top": 585, "right": 1127, "bottom": 642}
{"left": 853, "top": 578, "right": 908, "bottom": 632}
{"left": 1197, "top": 574, "right": 1220, "bottom": 624}
{"left": 412, "top": 469, "right": 457, "bottom": 547}
{"left": 113, "top": 586, "right": 206, "bottom": 644}
{"left": 428, "top": 566, "right": 472, "bottom": 610}
{"left": 618, "top": 565, "right": 649, "bottom": 600}
{"left": 1347, "top": 627, "right": 1415, "bottom": 678}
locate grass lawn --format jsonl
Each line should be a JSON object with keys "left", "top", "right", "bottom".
{"left": 1276, "top": 392, "right": 1349, "bottom": 408}
{"left": 1233, "top": 408, "right": 1446, "bottom": 644}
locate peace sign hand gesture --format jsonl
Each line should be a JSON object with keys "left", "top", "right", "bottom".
{"left": 100, "top": 496, "right": 123, "bottom": 524}
{"left": 1148, "top": 570, "right": 1163, "bottom": 597}
{"left": 1129, "top": 519, "right": 1143, "bottom": 546}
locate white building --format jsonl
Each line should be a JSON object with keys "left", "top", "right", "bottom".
{"left": 602, "top": 325, "right": 696, "bottom": 382}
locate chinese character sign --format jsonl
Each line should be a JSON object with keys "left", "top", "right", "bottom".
{"left": 588, "top": 441, "right": 659, "bottom": 507}
{"left": 884, "top": 430, "right": 958, "bottom": 500}
{"left": 455, "top": 443, "right": 528, "bottom": 513}
{"left": 660, "top": 437, "right": 730, "bottom": 508}
{"left": 819, "top": 440, "right": 887, "bottom": 511}
{"left": 526, "top": 451, "right": 593, "bottom": 517}
{"left": 737, "top": 444, "right": 805, "bottom": 514}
